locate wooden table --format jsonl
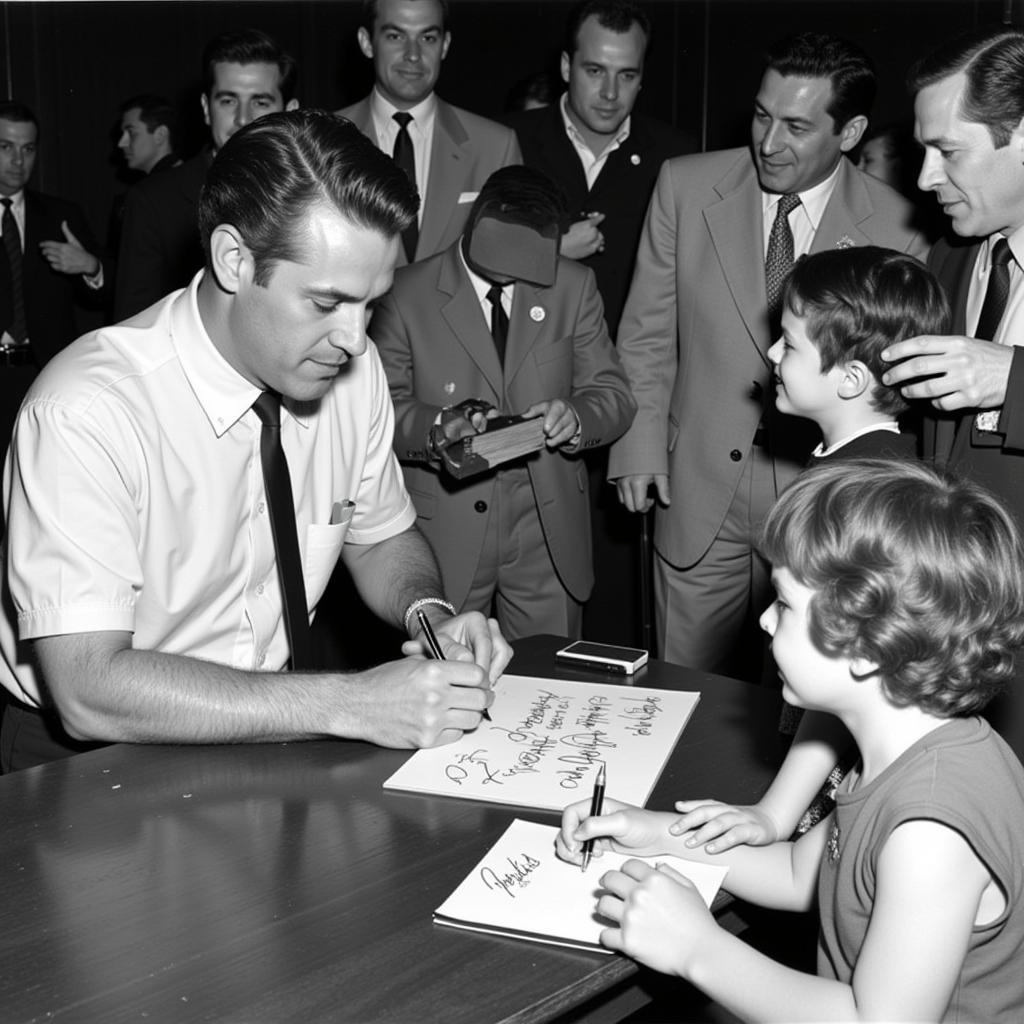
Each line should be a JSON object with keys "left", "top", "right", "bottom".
{"left": 0, "top": 636, "right": 786, "bottom": 1024}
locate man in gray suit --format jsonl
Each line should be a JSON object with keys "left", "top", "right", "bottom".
{"left": 608, "top": 33, "right": 927, "bottom": 678}
{"left": 337, "top": 0, "right": 521, "bottom": 265}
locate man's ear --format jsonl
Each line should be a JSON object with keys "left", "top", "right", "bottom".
{"left": 560, "top": 51, "right": 571, "bottom": 85}
{"left": 207, "top": 224, "right": 249, "bottom": 294}
{"left": 154, "top": 124, "right": 169, "bottom": 148}
{"left": 440, "top": 30, "right": 451, "bottom": 61}
{"left": 357, "top": 26, "right": 374, "bottom": 60}
{"left": 200, "top": 93, "right": 211, "bottom": 128}
{"left": 836, "top": 359, "right": 871, "bottom": 399}
{"left": 839, "top": 114, "right": 868, "bottom": 153}
{"left": 285, "top": 98, "right": 300, "bottom": 112}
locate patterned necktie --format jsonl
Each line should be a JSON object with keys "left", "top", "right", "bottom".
{"left": 765, "top": 193, "right": 802, "bottom": 338}
{"left": 975, "top": 238, "right": 1015, "bottom": 433}
{"left": 1, "top": 198, "right": 28, "bottom": 345}
{"left": 486, "top": 284, "right": 508, "bottom": 364}
{"left": 392, "top": 112, "right": 419, "bottom": 263}
{"left": 252, "top": 392, "right": 313, "bottom": 671}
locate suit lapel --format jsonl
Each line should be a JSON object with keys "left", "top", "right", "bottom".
{"left": 438, "top": 245, "right": 504, "bottom": 396}
{"left": 504, "top": 281, "right": 544, "bottom": 386}
{"left": 704, "top": 154, "right": 770, "bottom": 360}
{"left": 811, "top": 159, "right": 874, "bottom": 254}
{"left": 420, "top": 101, "right": 471, "bottom": 260}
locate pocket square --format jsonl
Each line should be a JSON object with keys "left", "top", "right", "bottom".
{"left": 457, "top": 191, "right": 479, "bottom": 204}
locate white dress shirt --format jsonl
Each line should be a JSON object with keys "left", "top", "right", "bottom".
{"left": 761, "top": 160, "right": 843, "bottom": 260}
{"left": 559, "top": 93, "right": 632, "bottom": 189}
{"left": 368, "top": 88, "right": 438, "bottom": 226}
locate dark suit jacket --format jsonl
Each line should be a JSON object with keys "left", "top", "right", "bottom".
{"left": 372, "top": 242, "right": 636, "bottom": 607}
{"left": 338, "top": 96, "right": 521, "bottom": 266}
{"left": 607, "top": 148, "right": 928, "bottom": 568}
{"left": 504, "top": 103, "right": 695, "bottom": 333}
{"left": 114, "top": 150, "right": 211, "bottom": 321}
{"left": 0, "top": 189, "right": 108, "bottom": 366}
{"left": 926, "top": 236, "right": 1024, "bottom": 505}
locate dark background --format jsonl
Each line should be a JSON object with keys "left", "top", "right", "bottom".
{"left": 0, "top": 0, "right": 1014, "bottom": 248}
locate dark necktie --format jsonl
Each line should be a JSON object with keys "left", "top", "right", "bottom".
{"left": 2, "top": 198, "right": 28, "bottom": 345}
{"left": 765, "top": 193, "right": 801, "bottom": 338}
{"left": 392, "top": 112, "right": 419, "bottom": 263}
{"left": 486, "top": 284, "right": 508, "bottom": 364}
{"left": 975, "top": 238, "right": 1016, "bottom": 432}
{"left": 252, "top": 392, "right": 312, "bottom": 671}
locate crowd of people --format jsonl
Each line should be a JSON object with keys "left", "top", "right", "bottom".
{"left": 4, "top": 0, "right": 1024, "bottom": 1018}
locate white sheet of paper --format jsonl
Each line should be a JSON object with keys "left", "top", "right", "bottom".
{"left": 383, "top": 675, "right": 700, "bottom": 811}
{"left": 434, "top": 818, "right": 729, "bottom": 953}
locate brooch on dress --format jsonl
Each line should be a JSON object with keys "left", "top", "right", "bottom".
{"left": 835, "top": 235, "right": 856, "bottom": 250}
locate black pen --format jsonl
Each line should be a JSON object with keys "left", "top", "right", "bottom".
{"left": 580, "top": 762, "right": 606, "bottom": 872}
{"left": 416, "top": 609, "right": 492, "bottom": 721}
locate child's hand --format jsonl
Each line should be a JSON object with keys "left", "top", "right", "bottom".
{"left": 597, "top": 859, "right": 716, "bottom": 975}
{"left": 557, "top": 797, "right": 675, "bottom": 865}
{"left": 669, "top": 799, "right": 780, "bottom": 852}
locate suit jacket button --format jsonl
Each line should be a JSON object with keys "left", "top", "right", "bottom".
{"left": 730, "top": 449, "right": 742, "bottom": 462}
{"left": 474, "top": 500, "right": 488, "bottom": 513}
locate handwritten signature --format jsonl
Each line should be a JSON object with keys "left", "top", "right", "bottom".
{"left": 481, "top": 852, "right": 542, "bottom": 897}
{"left": 445, "top": 748, "right": 503, "bottom": 786}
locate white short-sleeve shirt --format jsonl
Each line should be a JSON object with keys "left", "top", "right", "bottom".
{"left": 1, "top": 273, "right": 415, "bottom": 706}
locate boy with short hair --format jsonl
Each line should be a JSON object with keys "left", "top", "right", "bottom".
{"left": 559, "top": 459, "right": 1024, "bottom": 1022}
{"left": 768, "top": 246, "right": 949, "bottom": 460}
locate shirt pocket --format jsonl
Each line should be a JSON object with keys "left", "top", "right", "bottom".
{"left": 303, "top": 500, "right": 354, "bottom": 609}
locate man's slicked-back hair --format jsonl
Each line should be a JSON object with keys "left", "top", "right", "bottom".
{"left": 198, "top": 109, "right": 418, "bottom": 286}
{"left": 908, "top": 28, "right": 1024, "bottom": 148}
{"left": 119, "top": 94, "right": 180, "bottom": 152}
{"left": 782, "top": 247, "right": 950, "bottom": 417}
{"left": 201, "top": 28, "right": 299, "bottom": 104}
{"left": 761, "top": 458, "right": 1024, "bottom": 717}
{"left": 765, "top": 32, "right": 876, "bottom": 132}
{"left": 361, "top": 0, "right": 450, "bottom": 33}
{"left": 0, "top": 101, "right": 39, "bottom": 130}
{"left": 564, "top": 0, "right": 651, "bottom": 57}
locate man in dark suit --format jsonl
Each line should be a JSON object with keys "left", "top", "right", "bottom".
{"left": 504, "top": 0, "right": 695, "bottom": 646}
{"left": 0, "top": 101, "right": 108, "bottom": 454}
{"left": 882, "top": 28, "right": 1024, "bottom": 758}
{"left": 114, "top": 29, "right": 298, "bottom": 321}
{"left": 373, "top": 167, "right": 635, "bottom": 641}
{"left": 607, "top": 33, "right": 927, "bottom": 679}
{"left": 338, "top": 0, "right": 521, "bottom": 266}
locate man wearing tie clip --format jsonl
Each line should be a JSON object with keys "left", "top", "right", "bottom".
{"left": 0, "top": 111, "right": 509, "bottom": 773}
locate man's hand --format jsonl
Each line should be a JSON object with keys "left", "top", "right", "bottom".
{"left": 339, "top": 655, "right": 495, "bottom": 748}
{"left": 881, "top": 334, "right": 1014, "bottom": 411}
{"left": 522, "top": 399, "right": 580, "bottom": 449}
{"left": 669, "top": 799, "right": 781, "bottom": 853}
{"left": 615, "top": 474, "right": 670, "bottom": 513}
{"left": 38, "top": 221, "right": 100, "bottom": 277}
{"left": 401, "top": 609, "right": 512, "bottom": 684}
{"left": 561, "top": 212, "right": 606, "bottom": 260}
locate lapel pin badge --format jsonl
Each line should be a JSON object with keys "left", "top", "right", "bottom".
{"left": 836, "top": 235, "right": 856, "bottom": 249}
{"left": 630, "top": 153, "right": 641, "bottom": 165}
{"left": 444, "top": 381, "right": 456, "bottom": 395}
{"left": 530, "top": 306, "right": 546, "bottom": 322}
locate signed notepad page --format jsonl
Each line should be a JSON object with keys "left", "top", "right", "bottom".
{"left": 434, "top": 818, "right": 729, "bottom": 952}
{"left": 383, "top": 674, "right": 700, "bottom": 811}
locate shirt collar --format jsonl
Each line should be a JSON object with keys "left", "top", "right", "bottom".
{"left": 1, "top": 190, "right": 25, "bottom": 215}
{"left": 761, "top": 159, "right": 843, "bottom": 230}
{"left": 370, "top": 87, "right": 437, "bottom": 135}
{"left": 986, "top": 225, "right": 1024, "bottom": 272}
{"left": 559, "top": 92, "right": 631, "bottom": 156}
{"left": 811, "top": 421, "right": 900, "bottom": 458}
{"left": 170, "top": 272, "right": 311, "bottom": 439}
{"left": 458, "top": 243, "right": 514, "bottom": 306}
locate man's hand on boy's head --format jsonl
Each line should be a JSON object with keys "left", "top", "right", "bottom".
{"left": 881, "top": 335, "right": 1014, "bottom": 411}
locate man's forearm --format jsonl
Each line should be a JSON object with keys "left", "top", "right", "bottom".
{"left": 342, "top": 525, "right": 449, "bottom": 634}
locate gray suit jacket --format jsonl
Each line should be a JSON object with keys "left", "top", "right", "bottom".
{"left": 372, "top": 242, "right": 635, "bottom": 607}
{"left": 337, "top": 96, "right": 521, "bottom": 265}
{"left": 607, "top": 148, "right": 928, "bottom": 568}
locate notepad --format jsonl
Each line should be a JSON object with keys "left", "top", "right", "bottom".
{"left": 434, "top": 818, "right": 729, "bottom": 953}
{"left": 384, "top": 675, "right": 700, "bottom": 811}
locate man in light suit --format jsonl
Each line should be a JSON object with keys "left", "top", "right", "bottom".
{"left": 608, "top": 33, "right": 927, "bottom": 678}
{"left": 881, "top": 28, "right": 1024, "bottom": 759}
{"left": 338, "top": 0, "right": 521, "bottom": 266}
{"left": 373, "top": 167, "right": 636, "bottom": 641}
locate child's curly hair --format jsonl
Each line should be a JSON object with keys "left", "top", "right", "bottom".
{"left": 760, "top": 459, "right": 1024, "bottom": 716}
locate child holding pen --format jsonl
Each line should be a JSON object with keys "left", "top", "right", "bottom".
{"left": 557, "top": 460, "right": 1024, "bottom": 1022}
